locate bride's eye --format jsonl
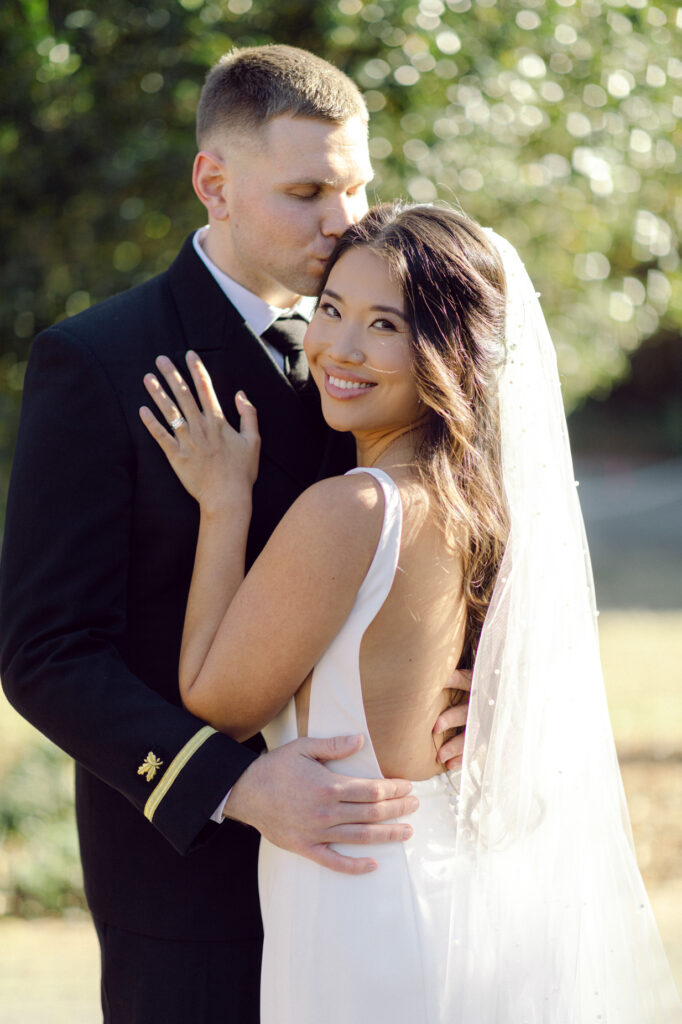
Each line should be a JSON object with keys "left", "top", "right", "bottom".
{"left": 320, "top": 302, "right": 341, "bottom": 319}
{"left": 372, "top": 317, "right": 398, "bottom": 331}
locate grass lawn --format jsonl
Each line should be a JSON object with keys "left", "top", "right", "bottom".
{"left": 0, "top": 610, "right": 680, "bottom": 1020}
{"left": 600, "top": 610, "right": 682, "bottom": 757}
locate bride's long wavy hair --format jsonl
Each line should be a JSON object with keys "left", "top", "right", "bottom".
{"left": 319, "top": 202, "right": 509, "bottom": 666}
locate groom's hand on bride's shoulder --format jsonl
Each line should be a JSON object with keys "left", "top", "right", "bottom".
{"left": 432, "top": 667, "right": 471, "bottom": 771}
{"left": 222, "top": 736, "right": 419, "bottom": 875}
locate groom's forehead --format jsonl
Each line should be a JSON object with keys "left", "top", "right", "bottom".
{"left": 261, "top": 115, "right": 373, "bottom": 178}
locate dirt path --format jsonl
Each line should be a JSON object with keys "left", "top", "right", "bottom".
{"left": 0, "top": 916, "right": 99, "bottom": 1023}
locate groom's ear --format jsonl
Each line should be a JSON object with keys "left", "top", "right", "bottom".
{"left": 192, "top": 149, "right": 230, "bottom": 220}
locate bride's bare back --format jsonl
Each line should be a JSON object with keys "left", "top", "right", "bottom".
{"left": 298, "top": 471, "right": 466, "bottom": 780}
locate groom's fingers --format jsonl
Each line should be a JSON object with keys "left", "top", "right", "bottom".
{"left": 226, "top": 739, "right": 420, "bottom": 875}
{"left": 308, "top": 845, "right": 379, "bottom": 876}
{"left": 433, "top": 700, "right": 468, "bottom": 736}
{"left": 436, "top": 732, "right": 465, "bottom": 768}
{"left": 448, "top": 667, "right": 472, "bottom": 692}
{"left": 325, "top": 820, "right": 414, "bottom": 845}
{"left": 331, "top": 794, "right": 419, "bottom": 828}
{"left": 334, "top": 775, "right": 414, "bottom": 804}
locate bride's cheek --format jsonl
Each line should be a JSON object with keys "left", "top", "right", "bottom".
{"left": 303, "top": 336, "right": 320, "bottom": 365}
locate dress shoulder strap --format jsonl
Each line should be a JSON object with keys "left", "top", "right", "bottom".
{"left": 344, "top": 467, "right": 403, "bottom": 620}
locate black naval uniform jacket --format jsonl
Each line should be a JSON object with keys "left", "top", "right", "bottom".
{"left": 0, "top": 234, "right": 353, "bottom": 941}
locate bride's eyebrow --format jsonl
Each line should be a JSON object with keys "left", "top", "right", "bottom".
{"left": 371, "top": 304, "right": 407, "bottom": 322}
{"left": 322, "top": 289, "right": 407, "bottom": 322}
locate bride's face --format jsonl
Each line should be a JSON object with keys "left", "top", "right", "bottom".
{"left": 304, "top": 247, "right": 422, "bottom": 437}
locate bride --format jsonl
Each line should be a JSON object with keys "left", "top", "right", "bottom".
{"left": 141, "top": 202, "right": 680, "bottom": 1022}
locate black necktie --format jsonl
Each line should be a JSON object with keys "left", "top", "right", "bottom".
{"left": 261, "top": 314, "right": 309, "bottom": 387}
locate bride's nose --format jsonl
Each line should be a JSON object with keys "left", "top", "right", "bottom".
{"left": 327, "top": 325, "right": 365, "bottom": 365}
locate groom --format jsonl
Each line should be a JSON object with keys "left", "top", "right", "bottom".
{"left": 0, "top": 45, "right": 466, "bottom": 1022}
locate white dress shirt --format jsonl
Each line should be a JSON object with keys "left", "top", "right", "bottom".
{"left": 192, "top": 227, "right": 315, "bottom": 822}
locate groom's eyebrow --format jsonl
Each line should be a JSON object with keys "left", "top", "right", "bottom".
{"left": 283, "top": 177, "right": 334, "bottom": 187}
{"left": 281, "top": 173, "right": 374, "bottom": 189}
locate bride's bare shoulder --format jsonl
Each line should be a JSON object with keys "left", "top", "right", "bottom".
{"left": 288, "top": 470, "right": 427, "bottom": 537}
{"left": 272, "top": 472, "right": 386, "bottom": 568}
{"left": 292, "top": 471, "right": 384, "bottom": 525}
{"left": 302, "top": 472, "right": 385, "bottom": 514}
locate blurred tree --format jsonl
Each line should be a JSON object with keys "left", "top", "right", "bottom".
{"left": 1, "top": 0, "right": 680, "bottom": 512}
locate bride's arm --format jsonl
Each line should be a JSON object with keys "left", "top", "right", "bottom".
{"left": 182, "top": 474, "right": 381, "bottom": 738}
{"left": 141, "top": 353, "right": 383, "bottom": 740}
{"left": 179, "top": 493, "right": 252, "bottom": 707}
{"left": 140, "top": 352, "right": 260, "bottom": 692}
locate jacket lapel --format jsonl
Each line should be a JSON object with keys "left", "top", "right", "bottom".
{"left": 166, "top": 236, "right": 327, "bottom": 488}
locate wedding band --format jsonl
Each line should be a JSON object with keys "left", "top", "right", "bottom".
{"left": 170, "top": 416, "right": 186, "bottom": 431}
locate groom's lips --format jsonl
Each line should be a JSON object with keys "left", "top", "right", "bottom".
{"left": 309, "top": 256, "right": 331, "bottom": 276}
{"left": 311, "top": 247, "right": 337, "bottom": 264}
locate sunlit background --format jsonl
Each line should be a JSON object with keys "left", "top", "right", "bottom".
{"left": 0, "top": 0, "right": 680, "bottom": 1018}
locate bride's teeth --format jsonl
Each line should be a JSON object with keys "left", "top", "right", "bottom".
{"left": 329, "top": 375, "right": 373, "bottom": 391}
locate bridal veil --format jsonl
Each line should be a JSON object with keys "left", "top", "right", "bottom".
{"left": 443, "top": 231, "right": 681, "bottom": 1021}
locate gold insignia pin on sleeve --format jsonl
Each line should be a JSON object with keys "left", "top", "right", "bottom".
{"left": 137, "top": 752, "right": 163, "bottom": 782}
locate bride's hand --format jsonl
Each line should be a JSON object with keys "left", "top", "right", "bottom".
{"left": 139, "top": 351, "right": 260, "bottom": 513}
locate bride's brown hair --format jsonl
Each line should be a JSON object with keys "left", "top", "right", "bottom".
{"left": 319, "top": 202, "right": 509, "bottom": 666}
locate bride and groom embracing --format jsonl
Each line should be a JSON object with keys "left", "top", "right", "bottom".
{"left": 1, "top": 43, "right": 678, "bottom": 1024}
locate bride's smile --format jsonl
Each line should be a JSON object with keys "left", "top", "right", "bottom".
{"left": 324, "top": 370, "right": 376, "bottom": 397}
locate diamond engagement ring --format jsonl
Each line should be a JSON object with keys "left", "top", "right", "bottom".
{"left": 170, "top": 416, "right": 186, "bottom": 431}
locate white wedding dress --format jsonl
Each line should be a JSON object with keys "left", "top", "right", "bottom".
{"left": 260, "top": 466, "right": 460, "bottom": 1024}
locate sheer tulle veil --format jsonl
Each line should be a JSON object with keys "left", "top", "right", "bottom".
{"left": 443, "top": 231, "right": 681, "bottom": 1021}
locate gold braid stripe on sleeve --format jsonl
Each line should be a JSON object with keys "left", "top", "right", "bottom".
{"left": 144, "top": 725, "right": 217, "bottom": 823}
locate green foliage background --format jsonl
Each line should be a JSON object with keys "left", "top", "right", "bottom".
{"left": 1, "top": 0, "right": 681, "bottom": 506}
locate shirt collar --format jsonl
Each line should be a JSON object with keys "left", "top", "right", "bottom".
{"left": 193, "top": 227, "right": 316, "bottom": 336}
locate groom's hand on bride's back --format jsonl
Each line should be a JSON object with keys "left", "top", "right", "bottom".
{"left": 432, "top": 667, "right": 471, "bottom": 771}
{"left": 222, "top": 735, "right": 419, "bottom": 875}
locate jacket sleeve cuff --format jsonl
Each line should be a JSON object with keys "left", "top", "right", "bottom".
{"left": 143, "top": 727, "right": 260, "bottom": 854}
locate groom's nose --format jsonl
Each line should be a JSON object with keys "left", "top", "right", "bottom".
{"left": 320, "top": 190, "right": 366, "bottom": 238}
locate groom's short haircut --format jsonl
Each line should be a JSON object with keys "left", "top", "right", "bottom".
{"left": 196, "top": 44, "right": 368, "bottom": 146}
